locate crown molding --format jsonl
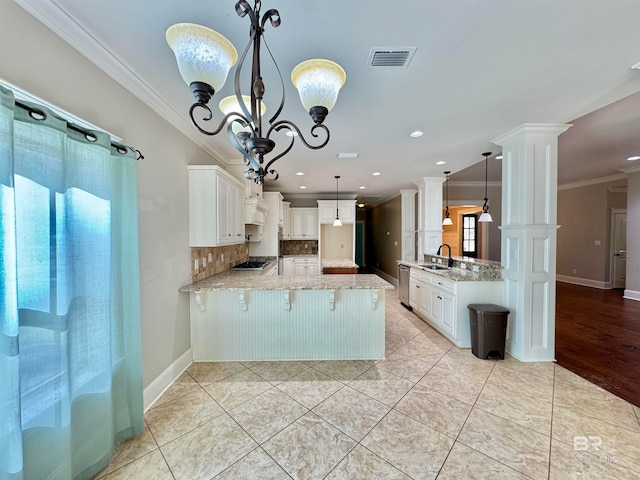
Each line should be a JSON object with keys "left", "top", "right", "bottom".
{"left": 557, "top": 173, "right": 627, "bottom": 190}
{"left": 15, "top": 0, "right": 229, "bottom": 164}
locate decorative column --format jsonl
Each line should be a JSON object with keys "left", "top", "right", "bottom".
{"left": 622, "top": 165, "right": 640, "bottom": 301}
{"left": 400, "top": 189, "right": 417, "bottom": 262}
{"left": 416, "top": 177, "right": 445, "bottom": 256}
{"left": 492, "top": 123, "right": 571, "bottom": 362}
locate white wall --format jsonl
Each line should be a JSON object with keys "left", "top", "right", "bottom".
{"left": 0, "top": 2, "right": 218, "bottom": 387}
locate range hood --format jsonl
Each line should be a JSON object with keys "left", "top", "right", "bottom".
{"left": 244, "top": 197, "right": 269, "bottom": 225}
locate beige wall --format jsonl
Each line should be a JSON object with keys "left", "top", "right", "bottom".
{"left": 320, "top": 224, "right": 354, "bottom": 259}
{"left": 0, "top": 2, "right": 218, "bottom": 387}
{"left": 557, "top": 179, "right": 627, "bottom": 284}
{"left": 366, "top": 195, "right": 402, "bottom": 278}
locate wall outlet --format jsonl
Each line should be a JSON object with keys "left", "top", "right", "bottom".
{"left": 202, "top": 257, "right": 206, "bottom": 267}
{"left": 594, "top": 240, "right": 601, "bottom": 246}
{"left": 208, "top": 253, "right": 213, "bottom": 262}
{"left": 573, "top": 268, "right": 577, "bottom": 274}
{"left": 194, "top": 259, "right": 199, "bottom": 271}
{"left": 221, "top": 253, "right": 224, "bottom": 262}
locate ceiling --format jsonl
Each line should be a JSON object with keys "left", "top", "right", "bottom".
{"left": 16, "top": 0, "right": 640, "bottom": 203}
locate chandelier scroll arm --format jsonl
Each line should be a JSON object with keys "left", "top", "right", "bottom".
{"left": 189, "top": 104, "right": 253, "bottom": 137}
{"left": 261, "top": 33, "right": 286, "bottom": 126}
{"left": 267, "top": 120, "right": 330, "bottom": 150}
{"left": 261, "top": 8, "right": 281, "bottom": 29}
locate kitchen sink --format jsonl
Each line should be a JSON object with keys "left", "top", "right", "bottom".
{"left": 420, "top": 264, "right": 450, "bottom": 271}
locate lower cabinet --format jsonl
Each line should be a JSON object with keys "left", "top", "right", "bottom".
{"left": 408, "top": 266, "right": 502, "bottom": 347}
{"left": 282, "top": 256, "right": 318, "bottom": 276}
{"left": 282, "top": 257, "right": 295, "bottom": 276}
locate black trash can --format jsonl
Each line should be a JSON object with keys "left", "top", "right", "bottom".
{"left": 468, "top": 304, "right": 510, "bottom": 360}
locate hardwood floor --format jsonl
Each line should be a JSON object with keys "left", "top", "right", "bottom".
{"left": 555, "top": 281, "right": 640, "bottom": 407}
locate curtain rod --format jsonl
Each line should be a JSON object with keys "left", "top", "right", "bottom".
{"left": 14, "top": 100, "right": 144, "bottom": 161}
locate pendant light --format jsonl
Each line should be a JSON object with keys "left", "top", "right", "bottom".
{"left": 333, "top": 175, "right": 343, "bottom": 226}
{"left": 478, "top": 151, "right": 493, "bottom": 223}
{"left": 442, "top": 170, "right": 453, "bottom": 226}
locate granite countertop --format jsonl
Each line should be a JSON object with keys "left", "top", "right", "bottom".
{"left": 322, "top": 258, "right": 358, "bottom": 269}
{"left": 398, "top": 259, "right": 503, "bottom": 282}
{"left": 180, "top": 270, "right": 394, "bottom": 292}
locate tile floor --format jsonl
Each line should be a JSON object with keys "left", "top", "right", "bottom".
{"left": 95, "top": 291, "right": 640, "bottom": 479}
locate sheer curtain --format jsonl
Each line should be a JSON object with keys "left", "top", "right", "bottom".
{"left": 0, "top": 86, "right": 143, "bottom": 480}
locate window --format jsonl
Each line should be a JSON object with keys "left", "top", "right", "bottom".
{"left": 462, "top": 213, "right": 478, "bottom": 258}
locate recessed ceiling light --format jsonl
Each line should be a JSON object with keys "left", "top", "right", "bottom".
{"left": 299, "top": 185, "right": 307, "bottom": 189}
{"left": 359, "top": 186, "right": 366, "bottom": 190}
{"left": 372, "top": 172, "right": 381, "bottom": 176}
{"left": 296, "top": 171, "right": 305, "bottom": 176}
{"left": 357, "top": 203, "right": 365, "bottom": 208}
{"left": 627, "top": 155, "right": 640, "bottom": 161}
{"left": 435, "top": 160, "right": 446, "bottom": 165}
{"left": 285, "top": 130, "right": 298, "bottom": 137}
{"left": 496, "top": 155, "right": 503, "bottom": 160}
{"left": 337, "top": 152, "right": 359, "bottom": 159}
{"left": 410, "top": 131, "right": 424, "bottom": 138}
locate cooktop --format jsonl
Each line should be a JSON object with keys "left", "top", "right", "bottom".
{"left": 232, "top": 260, "right": 268, "bottom": 270}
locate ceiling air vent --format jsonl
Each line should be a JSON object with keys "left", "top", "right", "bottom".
{"left": 368, "top": 47, "right": 417, "bottom": 68}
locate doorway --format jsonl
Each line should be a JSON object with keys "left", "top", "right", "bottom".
{"left": 610, "top": 209, "right": 627, "bottom": 289}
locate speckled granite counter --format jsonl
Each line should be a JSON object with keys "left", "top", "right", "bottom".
{"left": 398, "top": 257, "right": 503, "bottom": 281}
{"left": 321, "top": 258, "right": 358, "bottom": 269}
{"left": 180, "top": 271, "right": 392, "bottom": 292}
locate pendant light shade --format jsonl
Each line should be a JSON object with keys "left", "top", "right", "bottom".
{"left": 478, "top": 152, "right": 493, "bottom": 223}
{"left": 292, "top": 59, "right": 346, "bottom": 114}
{"left": 219, "top": 95, "right": 266, "bottom": 134}
{"left": 166, "top": 23, "right": 238, "bottom": 93}
{"left": 333, "top": 175, "right": 343, "bottom": 226}
{"left": 442, "top": 170, "right": 453, "bottom": 226}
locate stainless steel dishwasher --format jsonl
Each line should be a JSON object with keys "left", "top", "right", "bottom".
{"left": 398, "top": 264, "right": 412, "bottom": 310}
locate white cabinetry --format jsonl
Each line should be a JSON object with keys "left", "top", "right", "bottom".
{"left": 408, "top": 266, "right": 501, "bottom": 347}
{"left": 188, "top": 165, "right": 245, "bottom": 247}
{"left": 282, "top": 201, "right": 291, "bottom": 239}
{"left": 317, "top": 200, "right": 355, "bottom": 224}
{"left": 290, "top": 208, "right": 318, "bottom": 239}
{"left": 293, "top": 256, "right": 319, "bottom": 276}
{"left": 282, "top": 257, "right": 295, "bottom": 276}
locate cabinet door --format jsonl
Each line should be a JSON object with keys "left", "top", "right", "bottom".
{"left": 303, "top": 209, "right": 318, "bottom": 239}
{"left": 282, "top": 204, "right": 291, "bottom": 239}
{"left": 294, "top": 262, "right": 308, "bottom": 276}
{"left": 290, "top": 209, "right": 304, "bottom": 239}
{"left": 440, "top": 293, "right": 456, "bottom": 337}
{"left": 307, "top": 261, "right": 318, "bottom": 276}
{"left": 283, "top": 258, "right": 295, "bottom": 276}
{"left": 217, "top": 176, "right": 230, "bottom": 244}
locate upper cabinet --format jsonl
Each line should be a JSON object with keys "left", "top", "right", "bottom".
{"left": 317, "top": 200, "right": 356, "bottom": 224}
{"left": 188, "top": 165, "right": 245, "bottom": 247}
{"left": 290, "top": 208, "right": 318, "bottom": 239}
{"left": 282, "top": 201, "right": 291, "bottom": 239}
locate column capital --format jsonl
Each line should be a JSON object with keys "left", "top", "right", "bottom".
{"left": 492, "top": 123, "right": 572, "bottom": 146}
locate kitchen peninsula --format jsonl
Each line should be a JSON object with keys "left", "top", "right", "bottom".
{"left": 179, "top": 267, "right": 393, "bottom": 362}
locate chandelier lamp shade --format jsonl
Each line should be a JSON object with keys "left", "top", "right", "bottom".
{"left": 478, "top": 152, "right": 493, "bottom": 223}
{"left": 166, "top": 0, "right": 346, "bottom": 184}
{"left": 442, "top": 170, "right": 453, "bottom": 226}
{"left": 333, "top": 175, "right": 343, "bottom": 227}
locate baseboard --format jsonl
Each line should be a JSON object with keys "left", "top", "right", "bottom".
{"left": 556, "top": 275, "right": 608, "bottom": 289}
{"left": 623, "top": 289, "right": 640, "bottom": 302}
{"left": 369, "top": 266, "right": 397, "bottom": 287}
{"left": 143, "top": 348, "right": 193, "bottom": 412}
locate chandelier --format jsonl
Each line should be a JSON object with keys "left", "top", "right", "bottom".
{"left": 166, "top": 0, "right": 346, "bottom": 184}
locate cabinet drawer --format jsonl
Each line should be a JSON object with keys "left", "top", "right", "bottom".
{"left": 429, "top": 274, "right": 455, "bottom": 293}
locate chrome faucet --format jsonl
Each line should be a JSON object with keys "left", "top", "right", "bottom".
{"left": 437, "top": 244, "right": 454, "bottom": 267}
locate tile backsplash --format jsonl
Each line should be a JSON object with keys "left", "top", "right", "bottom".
{"left": 190, "top": 243, "right": 249, "bottom": 282}
{"left": 282, "top": 240, "right": 318, "bottom": 255}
